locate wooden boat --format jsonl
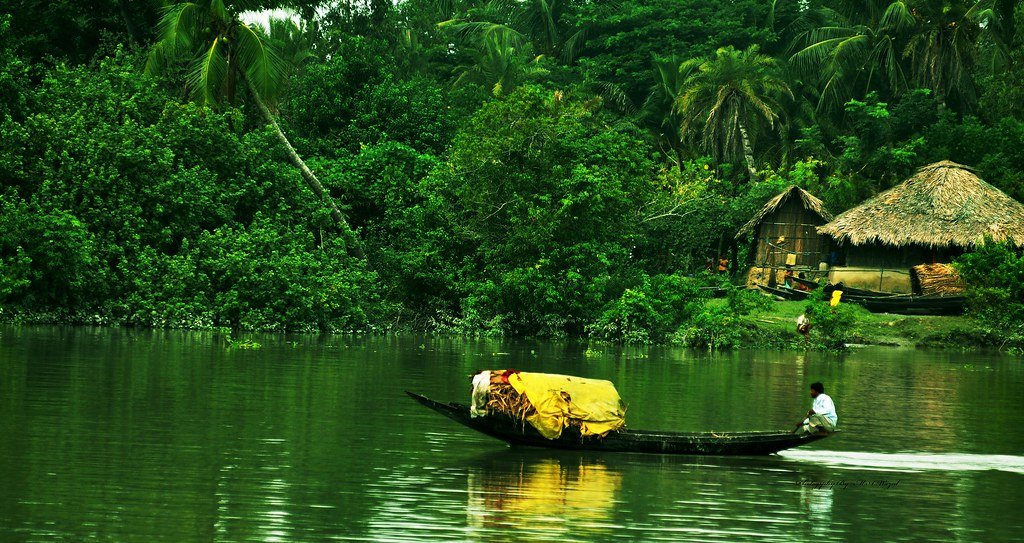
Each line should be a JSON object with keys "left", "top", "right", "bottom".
{"left": 815, "top": 280, "right": 905, "bottom": 298}
{"left": 792, "top": 276, "right": 821, "bottom": 291}
{"left": 852, "top": 295, "right": 967, "bottom": 316}
{"left": 835, "top": 285, "right": 907, "bottom": 298}
{"left": 758, "top": 284, "right": 810, "bottom": 301}
{"left": 407, "top": 392, "right": 831, "bottom": 455}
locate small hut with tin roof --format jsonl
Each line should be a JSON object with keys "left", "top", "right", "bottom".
{"left": 818, "top": 160, "right": 1024, "bottom": 293}
{"left": 736, "top": 186, "right": 834, "bottom": 287}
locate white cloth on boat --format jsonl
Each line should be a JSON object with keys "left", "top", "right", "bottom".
{"left": 470, "top": 371, "right": 490, "bottom": 418}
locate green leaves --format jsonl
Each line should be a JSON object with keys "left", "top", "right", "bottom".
{"left": 788, "top": 0, "right": 1007, "bottom": 113}
{"left": 419, "top": 86, "right": 665, "bottom": 336}
{"left": 146, "top": 0, "right": 286, "bottom": 106}
{"left": 146, "top": 2, "right": 202, "bottom": 76}
{"left": 0, "top": 50, "right": 387, "bottom": 330}
{"left": 674, "top": 45, "right": 791, "bottom": 173}
{"left": 955, "top": 242, "right": 1024, "bottom": 349}
{"left": 234, "top": 22, "right": 287, "bottom": 104}
{"left": 186, "top": 37, "right": 229, "bottom": 105}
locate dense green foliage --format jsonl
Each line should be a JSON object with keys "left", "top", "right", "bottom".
{"left": 803, "top": 297, "right": 861, "bottom": 350}
{"left": 1, "top": 0, "right": 1023, "bottom": 347}
{"left": 955, "top": 244, "right": 1024, "bottom": 350}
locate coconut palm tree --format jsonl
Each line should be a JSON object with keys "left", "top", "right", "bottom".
{"left": 903, "top": 0, "right": 1006, "bottom": 107}
{"left": 145, "top": 1, "right": 364, "bottom": 258}
{"left": 451, "top": 29, "right": 548, "bottom": 95}
{"left": 786, "top": 0, "right": 911, "bottom": 112}
{"left": 786, "top": 0, "right": 1006, "bottom": 112}
{"left": 266, "top": 16, "right": 314, "bottom": 71}
{"left": 674, "top": 45, "right": 792, "bottom": 182}
{"left": 440, "top": 0, "right": 594, "bottom": 63}
{"left": 642, "top": 55, "right": 695, "bottom": 169}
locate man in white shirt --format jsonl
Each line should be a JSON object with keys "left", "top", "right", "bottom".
{"left": 796, "top": 382, "right": 838, "bottom": 435}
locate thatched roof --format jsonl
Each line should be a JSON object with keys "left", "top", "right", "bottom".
{"left": 735, "top": 186, "right": 833, "bottom": 239}
{"left": 818, "top": 161, "right": 1024, "bottom": 248}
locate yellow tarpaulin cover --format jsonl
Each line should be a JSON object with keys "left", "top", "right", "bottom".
{"left": 506, "top": 372, "right": 626, "bottom": 439}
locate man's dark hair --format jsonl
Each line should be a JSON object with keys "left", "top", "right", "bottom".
{"left": 810, "top": 382, "right": 825, "bottom": 393}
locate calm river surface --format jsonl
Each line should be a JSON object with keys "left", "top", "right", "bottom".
{"left": 1, "top": 326, "right": 1022, "bottom": 542}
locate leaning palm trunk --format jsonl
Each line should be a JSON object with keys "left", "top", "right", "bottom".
{"left": 737, "top": 120, "right": 757, "bottom": 183}
{"left": 249, "top": 82, "right": 366, "bottom": 259}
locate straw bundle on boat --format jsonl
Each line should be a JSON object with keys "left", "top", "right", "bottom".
{"left": 484, "top": 380, "right": 585, "bottom": 430}
{"left": 911, "top": 263, "right": 965, "bottom": 296}
{"left": 485, "top": 381, "right": 534, "bottom": 421}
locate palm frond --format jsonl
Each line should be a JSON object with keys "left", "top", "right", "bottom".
{"left": 209, "top": 0, "right": 227, "bottom": 22}
{"left": 154, "top": 2, "right": 202, "bottom": 59}
{"left": 879, "top": 1, "right": 914, "bottom": 32}
{"left": 560, "top": 27, "right": 587, "bottom": 64}
{"left": 234, "top": 22, "right": 286, "bottom": 104}
{"left": 186, "top": 36, "right": 228, "bottom": 105}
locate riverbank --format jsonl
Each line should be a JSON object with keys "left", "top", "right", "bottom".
{"left": 732, "top": 299, "right": 999, "bottom": 350}
{"left": 1, "top": 300, "right": 1005, "bottom": 352}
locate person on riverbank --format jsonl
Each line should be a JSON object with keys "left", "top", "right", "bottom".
{"left": 796, "top": 308, "right": 812, "bottom": 339}
{"left": 796, "top": 382, "right": 837, "bottom": 435}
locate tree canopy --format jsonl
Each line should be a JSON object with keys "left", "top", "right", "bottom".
{"left": 1, "top": 0, "right": 1023, "bottom": 345}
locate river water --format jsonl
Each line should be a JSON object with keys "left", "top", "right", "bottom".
{"left": 1, "top": 326, "right": 1021, "bottom": 542}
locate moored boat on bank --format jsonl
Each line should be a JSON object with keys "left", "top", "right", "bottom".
{"left": 758, "top": 284, "right": 811, "bottom": 301}
{"left": 852, "top": 295, "right": 967, "bottom": 316}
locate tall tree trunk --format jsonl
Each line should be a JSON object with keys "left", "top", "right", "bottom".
{"left": 729, "top": 238, "right": 739, "bottom": 277}
{"left": 997, "top": 0, "right": 1016, "bottom": 51}
{"left": 118, "top": 0, "right": 140, "bottom": 45}
{"left": 737, "top": 120, "right": 757, "bottom": 183}
{"left": 249, "top": 84, "right": 366, "bottom": 259}
{"left": 934, "top": 87, "right": 947, "bottom": 115}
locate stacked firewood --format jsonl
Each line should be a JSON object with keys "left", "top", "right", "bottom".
{"left": 912, "top": 263, "right": 965, "bottom": 296}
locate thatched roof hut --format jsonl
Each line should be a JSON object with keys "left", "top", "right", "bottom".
{"left": 737, "top": 186, "right": 833, "bottom": 287}
{"left": 817, "top": 160, "right": 1024, "bottom": 293}
{"left": 818, "top": 161, "right": 1024, "bottom": 248}
{"left": 736, "top": 186, "right": 833, "bottom": 239}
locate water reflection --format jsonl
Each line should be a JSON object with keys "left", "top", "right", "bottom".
{"left": 800, "top": 484, "right": 833, "bottom": 539}
{"left": 454, "top": 450, "right": 851, "bottom": 543}
{"left": 466, "top": 452, "right": 622, "bottom": 541}
{"left": 3, "top": 328, "right": 1023, "bottom": 542}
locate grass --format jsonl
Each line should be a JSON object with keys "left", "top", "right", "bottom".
{"left": 714, "top": 298, "right": 995, "bottom": 349}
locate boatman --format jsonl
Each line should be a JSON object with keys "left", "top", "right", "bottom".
{"left": 795, "top": 382, "right": 837, "bottom": 435}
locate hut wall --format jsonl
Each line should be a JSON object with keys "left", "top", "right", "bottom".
{"left": 748, "top": 198, "right": 830, "bottom": 286}
{"left": 827, "top": 267, "right": 913, "bottom": 293}
{"left": 828, "top": 243, "right": 966, "bottom": 293}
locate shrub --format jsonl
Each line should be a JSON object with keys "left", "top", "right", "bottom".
{"left": 676, "top": 287, "right": 771, "bottom": 350}
{"left": 119, "top": 217, "right": 389, "bottom": 332}
{"left": 955, "top": 243, "right": 1024, "bottom": 350}
{"left": 805, "top": 298, "right": 859, "bottom": 350}
{"left": 587, "top": 273, "right": 706, "bottom": 344}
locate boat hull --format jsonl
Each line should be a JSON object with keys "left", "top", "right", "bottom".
{"left": 758, "top": 285, "right": 811, "bottom": 301}
{"left": 852, "top": 295, "right": 967, "bottom": 316}
{"left": 407, "top": 392, "right": 829, "bottom": 455}
{"left": 781, "top": 279, "right": 966, "bottom": 315}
